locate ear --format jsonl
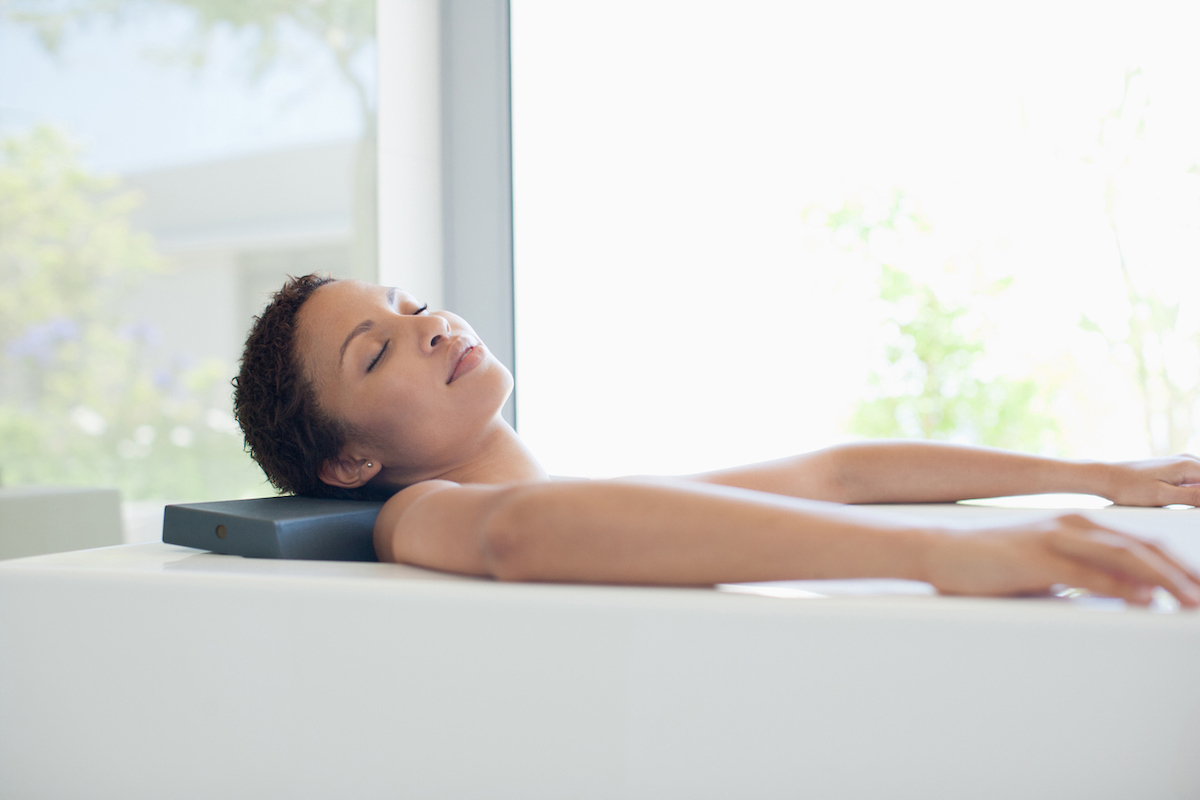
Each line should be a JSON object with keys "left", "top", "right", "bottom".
{"left": 318, "top": 451, "right": 381, "bottom": 490}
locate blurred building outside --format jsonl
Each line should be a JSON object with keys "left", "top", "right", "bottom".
{"left": 0, "top": 0, "right": 377, "bottom": 544}
{"left": 118, "top": 139, "right": 363, "bottom": 541}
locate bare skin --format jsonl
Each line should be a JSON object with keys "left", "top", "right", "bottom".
{"left": 296, "top": 279, "right": 1200, "bottom": 608}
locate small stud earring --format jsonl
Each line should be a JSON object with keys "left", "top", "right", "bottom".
{"left": 366, "top": 462, "right": 373, "bottom": 469}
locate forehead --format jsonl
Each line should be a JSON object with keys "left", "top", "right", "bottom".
{"left": 308, "top": 278, "right": 387, "bottom": 313}
{"left": 298, "top": 278, "right": 379, "bottom": 338}
{"left": 295, "top": 280, "right": 400, "bottom": 378}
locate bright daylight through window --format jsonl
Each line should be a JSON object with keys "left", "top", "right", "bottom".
{"left": 0, "top": 1, "right": 376, "bottom": 533}
{"left": 512, "top": 0, "right": 1200, "bottom": 482}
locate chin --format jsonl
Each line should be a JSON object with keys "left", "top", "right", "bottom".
{"left": 497, "top": 362, "right": 515, "bottom": 399}
{"left": 485, "top": 361, "right": 515, "bottom": 419}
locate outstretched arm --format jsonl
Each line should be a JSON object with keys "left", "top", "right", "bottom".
{"left": 374, "top": 476, "right": 1200, "bottom": 606}
{"left": 689, "top": 441, "right": 1200, "bottom": 506}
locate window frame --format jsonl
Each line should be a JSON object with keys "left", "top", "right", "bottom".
{"left": 376, "top": 0, "right": 516, "bottom": 426}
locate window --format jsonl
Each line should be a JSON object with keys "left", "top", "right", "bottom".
{"left": 511, "top": 0, "right": 1200, "bottom": 478}
{"left": 0, "top": 1, "right": 377, "bottom": 530}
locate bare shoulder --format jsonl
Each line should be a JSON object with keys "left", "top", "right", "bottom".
{"left": 373, "top": 480, "right": 461, "bottom": 562}
{"left": 371, "top": 479, "right": 519, "bottom": 571}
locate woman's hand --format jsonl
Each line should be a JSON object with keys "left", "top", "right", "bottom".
{"left": 1099, "top": 455, "right": 1200, "bottom": 507}
{"left": 925, "top": 513, "right": 1200, "bottom": 607}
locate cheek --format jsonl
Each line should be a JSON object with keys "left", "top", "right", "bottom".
{"left": 373, "top": 381, "right": 433, "bottom": 431}
{"left": 359, "top": 363, "right": 512, "bottom": 463}
{"left": 375, "top": 380, "right": 460, "bottom": 445}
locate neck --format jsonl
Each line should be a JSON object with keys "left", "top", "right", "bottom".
{"left": 433, "top": 418, "right": 549, "bottom": 486}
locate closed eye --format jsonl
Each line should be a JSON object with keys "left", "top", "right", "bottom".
{"left": 367, "top": 340, "right": 389, "bottom": 373}
{"left": 414, "top": 303, "right": 429, "bottom": 315}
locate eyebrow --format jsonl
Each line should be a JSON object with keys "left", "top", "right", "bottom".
{"left": 337, "top": 289, "right": 398, "bottom": 368}
{"left": 338, "top": 321, "right": 374, "bottom": 368}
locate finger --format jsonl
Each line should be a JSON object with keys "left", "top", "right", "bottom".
{"left": 1052, "top": 560, "right": 1156, "bottom": 606}
{"left": 1050, "top": 530, "right": 1200, "bottom": 608}
{"left": 1055, "top": 515, "right": 1200, "bottom": 585}
{"left": 1165, "top": 483, "right": 1200, "bottom": 507}
{"left": 1094, "top": 538, "right": 1197, "bottom": 607}
{"left": 1075, "top": 531, "right": 1200, "bottom": 603}
{"left": 1135, "top": 538, "right": 1200, "bottom": 585}
{"left": 1170, "top": 453, "right": 1200, "bottom": 478}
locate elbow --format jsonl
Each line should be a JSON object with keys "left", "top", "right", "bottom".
{"left": 816, "top": 445, "right": 856, "bottom": 503}
{"left": 477, "top": 486, "right": 540, "bottom": 582}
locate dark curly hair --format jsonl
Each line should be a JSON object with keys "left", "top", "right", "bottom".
{"left": 232, "top": 273, "right": 390, "bottom": 500}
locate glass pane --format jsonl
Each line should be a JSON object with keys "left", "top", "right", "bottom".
{"left": 512, "top": 0, "right": 1200, "bottom": 478}
{"left": 0, "top": 1, "right": 377, "bottom": 530}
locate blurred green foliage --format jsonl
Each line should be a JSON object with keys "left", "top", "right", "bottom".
{"left": 0, "top": 126, "right": 267, "bottom": 499}
{"left": 850, "top": 265, "right": 1057, "bottom": 451}
{"left": 824, "top": 192, "right": 1059, "bottom": 452}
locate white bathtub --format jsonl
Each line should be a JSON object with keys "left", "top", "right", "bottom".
{"left": 1, "top": 504, "right": 1197, "bottom": 799}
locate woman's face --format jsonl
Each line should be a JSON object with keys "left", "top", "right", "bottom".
{"left": 296, "top": 279, "right": 513, "bottom": 483}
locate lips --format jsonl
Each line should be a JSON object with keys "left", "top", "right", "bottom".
{"left": 447, "top": 336, "right": 483, "bottom": 384}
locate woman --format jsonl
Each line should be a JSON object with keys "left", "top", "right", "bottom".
{"left": 233, "top": 274, "right": 1200, "bottom": 606}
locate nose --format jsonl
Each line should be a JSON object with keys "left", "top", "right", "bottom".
{"left": 421, "top": 315, "right": 452, "bottom": 352}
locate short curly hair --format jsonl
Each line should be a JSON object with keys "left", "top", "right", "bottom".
{"left": 232, "top": 273, "right": 388, "bottom": 500}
